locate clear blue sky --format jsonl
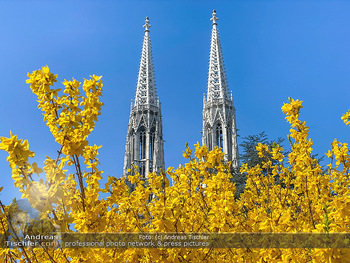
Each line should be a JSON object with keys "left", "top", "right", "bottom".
{"left": 1, "top": 1, "right": 350, "bottom": 205}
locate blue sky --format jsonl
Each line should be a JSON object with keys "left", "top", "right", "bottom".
{"left": 1, "top": 1, "right": 350, "bottom": 205}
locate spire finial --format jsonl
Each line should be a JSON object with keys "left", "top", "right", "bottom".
{"left": 211, "top": 10, "right": 218, "bottom": 25}
{"left": 143, "top": 17, "right": 151, "bottom": 32}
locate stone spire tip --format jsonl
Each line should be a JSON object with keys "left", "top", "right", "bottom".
{"left": 211, "top": 10, "right": 218, "bottom": 25}
{"left": 144, "top": 17, "right": 151, "bottom": 32}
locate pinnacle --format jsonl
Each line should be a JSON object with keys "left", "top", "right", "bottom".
{"left": 206, "top": 11, "right": 230, "bottom": 102}
{"left": 134, "top": 17, "right": 158, "bottom": 108}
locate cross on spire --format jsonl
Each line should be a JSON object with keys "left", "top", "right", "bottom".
{"left": 143, "top": 17, "right": 151, "bottom": 32}
{"left": 211, "top": 10, "right": 219, "bottom": 25}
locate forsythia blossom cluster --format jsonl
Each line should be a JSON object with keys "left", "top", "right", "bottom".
{"left": 0, "top": 68, "right": 350, "bottom": 262}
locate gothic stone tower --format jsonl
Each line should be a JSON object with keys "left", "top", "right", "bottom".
{"left": 123, "top": 17, "right": 165, "bottom": 187}
{"left": 202, "top": 10, "right": 240, "bottom": 170}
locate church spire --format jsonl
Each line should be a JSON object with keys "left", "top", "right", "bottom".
{"left": 202, "top": 10, "right": 240, "bottom": 170}
{"left": 206, "top": 10, "right": 230, "bottom": 102}
{"left": 134, "top": 17, "right": 158, "bottom": 107}
{"left": 123, "top": 17, "right": 165, "bottom": 189}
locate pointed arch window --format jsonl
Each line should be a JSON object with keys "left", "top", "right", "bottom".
{"left": 225, "top": 125, "right": 232, "bottom": 156}
{"left": 129, "top": 129, "right": 135, "bottom": 161}
{"left": 206, "top": 125, "right": 212, "bottom": 150}
{"left": 216, "top": 123, "right": 223, "bottom": 149}
{"left": 138, "top": 127, "right": 146, "bottom": 177}
{"left": 149, "top": 127, "right": 156, "bottom": 172}
{"left": 139, "top": 127, "right": 146, "bottom": 160}
{"left": 150, "top": 127, "right": 156, "bottom": 160}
